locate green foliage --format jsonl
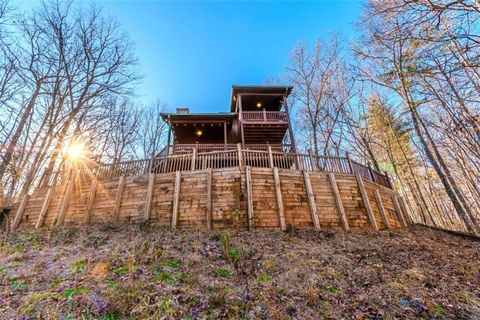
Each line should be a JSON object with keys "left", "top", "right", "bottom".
{"left": 113, "top": 265, "right": 129, "bottom": 276}
{"left": 217, "top": 268, "right": 232, "bottom": 278}
{"left": 69, "top": 259, "right": 86, "bottom": 272}
{"left": 231, "top": 209, "right": 240, "bottom": 226}
{"left": 431, "top": 305, "right": 445, "bottom": 317}
{"left": 158, "top": 295, "right": 175, "bottom": 314}
{"left": 90, "top": 235, "right": 104, "bottom": 247}
{"left": 9, "top": 243, "right": 24, "bottom": 254}
{"left": 156, "top": 271, "right": 175, "bottom": 284}
{"left": 9, "top": 277, "right": 28, "bottom": 291}
{"left": 48, "top": 278, "right": 63, "bottom": 290}
{"left": 365, "top": 95, "right": 418, "bottom": 176}
{"left": 220, "top": 231, "right": 231, "bottom": 259}
{"left": 0, "top": 266, "right": 6, "bottom": 276}
{"left": 257, "top": 274, "right": 271, "bottom": 283}
{"left": 62, "top": 287, "right": 88, "bottom": 300}
{"left": 229, "top": 248, "right": 240, "bottom": 264}
{"left": 162, "top": 260, "right": 180, "bottom": 269}
{"left": 28, "top": 292, "right": 50, "bottom": 303}
{"left": 325, "top": 286, "right": 341, "bottom": 296}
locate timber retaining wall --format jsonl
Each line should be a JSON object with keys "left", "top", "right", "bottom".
{"left": 8, "top": 167, "right": 410, "bottom": 231}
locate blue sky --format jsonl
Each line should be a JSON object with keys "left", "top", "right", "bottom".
{"left": 20, "top": 0, "right": 362, "bottom": 112}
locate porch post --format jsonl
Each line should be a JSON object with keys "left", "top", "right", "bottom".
{"left": 283, "top": 95, "right": 297, "bottom": 153}
{"left": 239, "top": 94, "right": 245, "bottom": 147}
{"left": 224, "top": 121, "right": 227, "bottom": 150}
{"left": 166, "top": 116, "right": 172, "bottom": 155}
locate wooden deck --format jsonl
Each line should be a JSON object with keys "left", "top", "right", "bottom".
{"left": 40, "top": 147, "right": 391, "bottom": 189}
{"left": 4, "top": 148, "right": 410, "bottom": 232}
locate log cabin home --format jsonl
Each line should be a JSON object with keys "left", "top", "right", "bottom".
{"left": 160, "top": 85, "right": 296, "bottom": 156}
{"left": 5, "top": 85, "right": 411, "bottom": 232}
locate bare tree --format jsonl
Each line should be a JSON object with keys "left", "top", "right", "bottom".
{"left": 136, "top": 100, "right": 169, "bottom": 160}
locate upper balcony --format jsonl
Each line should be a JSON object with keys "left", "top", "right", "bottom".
{"left": 241, "top": 111, "right": 288, "bottom": 123}
{"left": 170, "top": 143, "right": 293, "bottom": 155}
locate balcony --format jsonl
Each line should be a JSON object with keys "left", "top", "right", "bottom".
{"left": 242, "top": 111, "right": 288, "bottom": 123}
{"left": 170, "top": 143, "right": 292, "bottom": 155}
{"left": 172, "top": 144, "right": 237, "bottom": 155}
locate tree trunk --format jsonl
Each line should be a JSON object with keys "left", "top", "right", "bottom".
{"left": 0, "top": 83, "right": 41, "bottom": 181}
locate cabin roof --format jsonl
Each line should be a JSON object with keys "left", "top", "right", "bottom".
{"left": 160, "top": 112, "right": 237, "bottom": 122}
{"left": 230, "top": 85, "right": 293, "bottom": 111}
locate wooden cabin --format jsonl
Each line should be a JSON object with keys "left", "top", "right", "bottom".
{"left": 160, "top": 85, "right": 296, "bottom": 155}
{"left": 5, "top": 84, "right": 410, "bottom": 232}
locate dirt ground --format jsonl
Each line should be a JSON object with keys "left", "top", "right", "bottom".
{"left": 0, "top": 224, "right": 479, "bottom": 319}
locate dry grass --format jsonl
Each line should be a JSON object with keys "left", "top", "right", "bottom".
{"left": 0, "top": 224, "right": 479, "bottom": 319}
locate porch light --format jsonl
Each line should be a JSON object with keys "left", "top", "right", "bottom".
{"left": 256, "top": 102, "right": 262, "bottom": 108}
{"left": 196, "top": 129, "right": 203, "bottom": 137}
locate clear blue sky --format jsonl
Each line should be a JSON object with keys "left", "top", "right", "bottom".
{"left": 20, "top": 0, "right": 362, "bottom": 112}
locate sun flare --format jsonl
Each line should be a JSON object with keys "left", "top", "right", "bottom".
{"left": 63, "top": 142, "right": 85, "bottom": 161}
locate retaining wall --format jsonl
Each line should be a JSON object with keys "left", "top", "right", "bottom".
{"left": 9, "top": 167, "right": 410, "bottom": 231}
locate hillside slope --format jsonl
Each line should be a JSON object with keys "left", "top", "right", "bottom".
{"left": 1, "top": 225, "right": 479, "bottom": 319}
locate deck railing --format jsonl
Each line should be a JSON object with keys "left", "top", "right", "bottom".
{"left": 171, "top": 143, "right": 293, "bottom": 155}
{"left": 172, "top": 144, "right": 237, "bottom": 154}
{"left": 242, "top": 111, "right": 288, "bottom": 123}
{"left": 243, "top": 144, "right": 293, "bottom": 153}
{"left": 41, "top": 148, "right": 392, "bottom": 189}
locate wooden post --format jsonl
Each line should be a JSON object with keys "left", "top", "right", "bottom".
{"left": 239, "top": 95, "right": 245, "bottom": 148}
{"left": 273, "top": 167, "right": 286, "bottom": 231}
{"left": 303, "top": 171, "right": 320, "bottom": 230}
{"left": 392, "top": 195, "right": 407, "bottom": 227}
{"left": 55, "top": 172, "right": 75, "bottom": 226}
{"left": 11, "top": 194, "right": 30, "bottom": 231}
{"left": 327, "top": 173, "right": 349, "bottom": 231}
{"left": 83, "top": 180, "right": 98, "bottom": 224}
{"left": 191, "top": 148, "right": 196, "bottom": 171}
{"left": 308, "top": 149, "right": 317, "bottom": 171}
{"left": 35, "top": 187, "right": 55, "bottom": 229}
{"left": 238, "top": 94, "right": 243, "bottom": 119}
{"left": 39, "top": 171, "right": 47, "bottom": 188}
{"left": 355, "top": 174, "right": 379, "bottom": 231}
{"left": 147, "top": 154, "right": 155, "bottom": 174}
{"left": 206, "top": 168, "right": 212, "bottom": 230}
{"left": 398, "top": 196, "right": 411, "bottom": 225}
{"left": 283, "top": 97, "right": 297, "bottom": 153}
{"left": 263, "top": 108, "right": 267, "bottom": 121}
{"left": 384, "top": 171, "right": 393, "bottom": 189}
{"left": 268, "top": 146, "right": 274, "bottom": 168}
{"left": 144, "top": 173, "right": 155, "bottom": 222}
{"left": 223, "top": 121, "right": 227, "bottom": 150}
{"left": 113, "top": 176, "right": 125, "bottom": 221}
{"left": 346, "top": 152, "right": 354, "bottom": 174}
{"left": 398, "top": 196, "right": 411, "bottom": 224}
{"left": 374, "top": 189, "right": 390, "bottom": 229}
{"left": 237, "top": 143, "right": 243, "bottom": 167}
{"left": 245, "top": 166, "right": 254, "bottom": 231}
{"left": 240, "top": 122, "right": 245, "bottom": 147}
{"left": 171, "top": 171, "right": 181, "bottom": 229}
{"left": 368, "top": 163, "right": 376, "bottom": 182}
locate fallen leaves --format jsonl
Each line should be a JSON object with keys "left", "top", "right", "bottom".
{"left": 0, "top": 224, "right": 478, "bottom": 319}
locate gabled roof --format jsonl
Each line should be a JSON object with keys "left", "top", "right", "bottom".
{"left": 230, "top": 85, "right": 293, "bottom": 111}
